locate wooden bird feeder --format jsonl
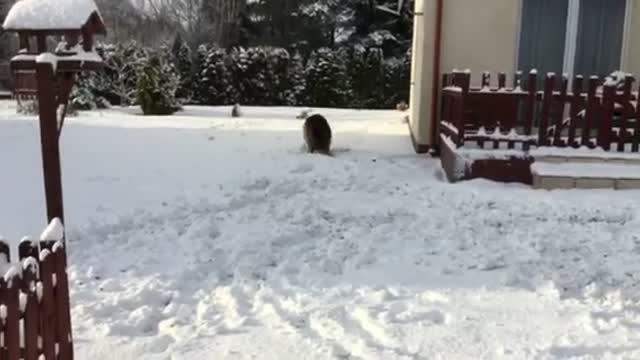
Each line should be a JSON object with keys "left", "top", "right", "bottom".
{"left": 2, "top": 0, "right": 106, "bottom": 224}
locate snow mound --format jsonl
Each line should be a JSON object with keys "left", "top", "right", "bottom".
{"left": 2, "top": 104, "right": 640, "bottom": 359}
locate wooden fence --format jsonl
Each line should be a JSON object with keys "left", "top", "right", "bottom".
{"left": 0, "top": 61, "right": 11, "bottom": 93}
{"left": 440, "top": 70, "right": 640, "bottom": 153}
{"left": 0, "top": 232, "right": 73, "bottom": 359}
{"left": 12, "top": 70, "right": 38, "bottom": 106}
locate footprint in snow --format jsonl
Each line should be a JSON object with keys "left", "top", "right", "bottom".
{"left": 290, "top": 163, "right": 314, "bottom": 174}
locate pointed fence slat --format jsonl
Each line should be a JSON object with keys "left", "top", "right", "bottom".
{"left": 600, "top": 83, "right": 616, "bottom": 151}
{"left": 567, "top": 76, "right": 584, "bottom": 147}
{"left": 539, "top": 74, "right": 555, "bottom": 146}
{"left": 5, "top": 275, "right": 20, "bottom": 360}
{"left": 22, "top": 260, "right": 39, "bottom": 360}
{"left": 53, "top": 242, "right": 73, "bottom": 360}
{"left": 498, "top": 73, "right": 507, "bottom": 90}
{"left": 582, "top": 78, "right": 599, "bottom": 148}
{"left": 39, "top": 247, "right": 57, "bottom": 360}
{"left": 634, "top": 89, "right": 640, "bottom": 152}
{"left": 617, "top": 76, "right": 635, "bottom": 152}
{"left": 552, "top": 75, "right": 569, "bottom": 146}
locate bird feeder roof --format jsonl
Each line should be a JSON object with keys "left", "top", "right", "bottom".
{"left": 2, "top": 0, "right": 106, "bottom": 34}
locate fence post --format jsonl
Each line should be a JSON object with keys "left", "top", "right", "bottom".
{"left": 523, "top": 70, "right": 537, "bottom": 151}
{"left": 539, "top": 73, "right": 556, "bottom": 146}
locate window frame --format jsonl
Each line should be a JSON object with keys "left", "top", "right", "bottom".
{"left": 516, "top": 0, "right": 633, "bottom": 75}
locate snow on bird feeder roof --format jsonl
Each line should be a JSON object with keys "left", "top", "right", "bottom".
{"left": 2, "top": 0, "right": 105, "bottom": 32}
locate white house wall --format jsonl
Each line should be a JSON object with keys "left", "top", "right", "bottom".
{"left": 409, "top": 0, "right": 520, "bottom": 150}
{"left": 408, "top": 0, "right": 436, "bottom": 150}
{"left": 441, "top": 0, "right": 520, "bottom": 85}
{"left": 625, "top": 0, "right": 640, "bottom": 77}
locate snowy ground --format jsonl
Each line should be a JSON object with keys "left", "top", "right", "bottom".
{"left": 2, "top": 101, "right": 640, "bottom": 359}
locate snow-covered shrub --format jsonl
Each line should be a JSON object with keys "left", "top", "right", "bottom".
{"left": 17, "top": 100, "right": 38, "bottom": 115}
{"left": 345, "top": 45, "right": 368, "bottom": 107}
{"left": 346, "top": 46, "right": 385, "bottom": 108}
{"left": 285, "top": 51, "right": 307, "bottom": 106}
{"left": 196, "top": 45, "right": 231, "bottom": 105}
{"left": 102, "top": 41, "right": 147, "bottom": 106}
{"left": 266, "top": 48, "right": 293, "bottom": 105}
{"left": 304, "top": 48, "right": 352, "bottom": 108}
{"left": 227, "top": 47, "right": 271, "bottom": 105}
{"left": 62, "top": 42, "right": 410, "bottom": 110}
{"left": 136, "top": 50, "right": 182, "bottom": 115}
{"left": 382, "top": 50, "right": 411, "bottom": 108}
{"left": 70, "top": 73, "right": 111, "bottom": 111}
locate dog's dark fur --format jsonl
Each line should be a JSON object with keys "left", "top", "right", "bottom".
{"left": 303, "top": 114, "right": 332, "bottom": 155}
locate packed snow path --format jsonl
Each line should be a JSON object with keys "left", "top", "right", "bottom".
{"left": 1, "top": 102, "right": 640, "bottom": 359}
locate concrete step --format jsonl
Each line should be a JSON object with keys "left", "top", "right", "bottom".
{"left": 531, "top": 161, "right": 640, "bottom": 190}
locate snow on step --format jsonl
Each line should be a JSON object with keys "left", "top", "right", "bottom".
{"left": 2, "top": 0, "right": 101, "bottom": 30}
{"left": 531, "top": 162, "right": 640, "bottom": 180}
{"left": 532, "top": 161, "right": 640, "bottom": 190}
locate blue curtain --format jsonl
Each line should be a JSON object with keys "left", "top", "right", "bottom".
{"left": 574, "top": 0, "right": 626, "bottom": 77}
{"left": 518, "top": 0, "right": 569, "bottom": 77}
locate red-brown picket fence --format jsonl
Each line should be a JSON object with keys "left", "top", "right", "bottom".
{"left": 0, "top": 220, "right": 72, "bottom": 360}
{"left": 440, "top": 70, "right": 640, "bottom": 153}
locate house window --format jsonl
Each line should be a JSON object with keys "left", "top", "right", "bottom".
{"left": 518, "top": 0, "right": 629, "bottom": 78}
{"left": 518, "top": 0, "right": 569, "bottom": 79}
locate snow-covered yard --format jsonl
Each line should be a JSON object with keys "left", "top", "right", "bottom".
{"left": 2, "top": 101, "right": 640, "bottom": 359}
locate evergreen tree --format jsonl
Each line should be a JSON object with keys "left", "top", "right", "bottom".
{"left": 361, "top": 47, "right": 385, "bottom": 108}
{"left": 194, "top": 44, "right": 210, "bottom": 104}
{"left": 102, "top": 41, "right": 147, "bottom": 106}
{"left": 136, "top": 50, "right": 182, "bottom": 115}
{"left": 346, "top": 45, "right": 368, "bottom": 107}
{"left": 70, "top": 74, "right": 112, "bottom": 110}
{"left": 228, "top": 47, "right": 275, "bottom": 105}
{"left": 171, "top": 35, "right": 194, "bottom": 102}
{"left": 304, "top": 48, "right": 352, "bottom": 107}
{"left": 382, "top": 49, "right": 411, "bottom": 108}
{"left": 266, "top": 48, "right": 291, "bottom": 104}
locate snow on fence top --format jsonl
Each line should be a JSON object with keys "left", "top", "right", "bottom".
{"left": 2, "top": 0, "right": 102, "bottom": 30}
{"left": 40, "top": 218, "right": 64, "bottom": 242}
{"left": 0, "top": 218, "right": 72, "bottom": 359}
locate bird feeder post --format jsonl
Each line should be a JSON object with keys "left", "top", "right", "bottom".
{"left": 2, "top": 0, "right": 106, "bottom": 226}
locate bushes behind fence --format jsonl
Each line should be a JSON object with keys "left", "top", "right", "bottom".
{"left": 72, "top": 40, "right": 411, "bottom": 111}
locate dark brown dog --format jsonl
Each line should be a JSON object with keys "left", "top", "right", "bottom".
{"left": 303, "top": 114, "right": 332, "bottom": 155}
